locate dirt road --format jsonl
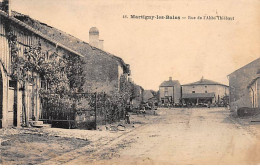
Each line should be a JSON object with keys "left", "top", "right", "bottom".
{"left": 66, "top": 108, "right": 260, "bottom": 165}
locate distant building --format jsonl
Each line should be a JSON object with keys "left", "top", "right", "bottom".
{"left": 181, "top": 77, "right": 229, "bottom": 105}
{"left": 131, "top": 83, "right": 144, "bottom": 108}
{"left": 159, "top": 77, "right": 181, "bottom": 104}
{"left": 228, "top": 58, "right": 260, "bottom": 111}
{"left": 143, "top": 90, "right": 154, "bottom": 102}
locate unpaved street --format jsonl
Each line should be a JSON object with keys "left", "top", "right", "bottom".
{"left": 66, "top": 108, "right": 260, "bottom": 165}
{"left": 1, "top": 108, "right": 259, "bottom": 165}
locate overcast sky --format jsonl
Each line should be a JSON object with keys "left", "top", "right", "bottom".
{"left": 11, "top": 0, "right": 260, "bottom": 90}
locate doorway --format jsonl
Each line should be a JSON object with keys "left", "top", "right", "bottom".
{"left": 7, "top": 80, "right": 17, "bottom": 127}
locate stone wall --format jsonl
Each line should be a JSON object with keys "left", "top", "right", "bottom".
{"left": 229, "top": 58, "right": 260, "bottom": 111}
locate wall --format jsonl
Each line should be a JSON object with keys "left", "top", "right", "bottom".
{"left": 0, "top": 16, "right": 13, "bottom": 128}
{"left": 159, "top": 86, "right": 174, "bottom": 102}
{"left": 174, "top": 83, "right": 181, "bottom": 103}
{"left": 82, "top": 49, "right": 120, "bottom": 94}
{"left": 0, "top": 14, "right": 76, "bottom": 128}
{"left": 182, "top": 84, "right": 229, "bottom": 101}
{"left": 229, "top": 58, "right": 260, "bottom": 111}
{"left": 249, "top": 78, "right": 260, "bottom": 108}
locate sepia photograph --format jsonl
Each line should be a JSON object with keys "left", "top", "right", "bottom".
{"left": 0, "top": 0, "right": 259, "bottom": 165}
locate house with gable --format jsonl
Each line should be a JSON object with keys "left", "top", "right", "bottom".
{"left": 0, "top": 0, "right": 131, "bottom": 129}
{"left": 159, "top": 77, "right": 181, "bottom": 105}
{"left": 228, "top": 57, "right": 260, "bottom": 112}
{"left": 181, "top": 77, "right": 229, "bottom": 105}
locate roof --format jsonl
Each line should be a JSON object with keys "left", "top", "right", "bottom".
{"left": 0, "top": 10, "right": 84, "bottom": 58}
{"left": 160, "top": 80, "right": 180, "bottom": 87}
{"left": 228, "top": 57, "right": 260, "bottom": 76}
{"left": 0, "top": 10, "right": 129, "bottom": 71}
{"left": 182, "top": 93, "right": 215, "bottom": 99}
{"left": 143, "top": 90, "right": 154, "bottom": 101}
{"left": 182, "top": 78, "right": 228, "bottom": 87}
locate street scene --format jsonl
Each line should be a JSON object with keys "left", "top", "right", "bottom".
{"left": 1, "top": 108, "right": 259, "bottom": 164}
{"left": 0, "top": 0, "right": 260, "bottom": 165}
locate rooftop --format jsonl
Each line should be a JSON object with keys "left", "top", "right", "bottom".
{"left": 160, "top": 77, "right": 180, "bottom": 87}
{"left": 182, "top": 77, "right": 228, "bottom": 87}
{"left": 228, "top": 57, "right": 260, "bottom": 76}
{"left": 0, "top": 10, "right": 129, "bottom": 70}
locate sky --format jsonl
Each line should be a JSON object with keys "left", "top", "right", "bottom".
{"left": 11, "top": 0, "right": 260, "bottom": 90}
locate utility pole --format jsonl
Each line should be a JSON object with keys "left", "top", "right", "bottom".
{"left": 104, "top": 92, "right": 107, "bottom": 125}
{"left": 94, "top": 92, "right": 97, "bottom": 130}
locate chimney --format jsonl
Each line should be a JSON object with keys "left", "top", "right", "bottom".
{"left": 99, "top": 39, "right": 104, "bottom": 50}
{"left": 1, "top": 0, "right": 11, "bottom": 16}
{"left": 200, "top": 76, "right": 204, "bottom": 82}
{"left": 89, "top": 27, "right": 99, "bottom": 48}
{"left": 169, "top": 77, "right": 172, "bottom": 81}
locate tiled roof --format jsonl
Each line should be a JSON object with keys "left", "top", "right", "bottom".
{"left": 182, "top": 78, "right": 228, "bottom": 87}
{"left": 0, "top": 10, "right": 84, "bottom": 57}
{"left": 1, "top": 10, "right": 129, "bottom": 69}
{"left": 182, "top": 93, "right": 215, "bottom": 99}
{"left": 228, "top": 57, "right": 260, "bottom": 76}
{"left": 160, "top": 80, "right": 180, "bottom": 87}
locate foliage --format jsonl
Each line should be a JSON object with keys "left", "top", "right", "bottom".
{"left": 8, "top": 32, "right": 85, "bottom": 109}
{"left": 8, "top": 31, "right": 134, "bottom": 127}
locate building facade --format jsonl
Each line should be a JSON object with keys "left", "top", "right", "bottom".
{"left": 248, "top": 76, "right": 260, "bottom": 108}
{"left": 159, "top": 77, "right": 181, "bottom": 104}
{"left": 228, "top": 58, "right": 260, "bottom": 111}
{"left": 181, "top": 77, "right": 229, "bottom": 105}
{"left": 12, "top": 11, "right": 131, "bottom": 94}
{"left": 0, "top": 0, "right": 131, "bottom": 128}
{"left": 0, "top": 3, "right": 85, "bottom": 128}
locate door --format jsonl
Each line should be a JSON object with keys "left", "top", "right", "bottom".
{"left": 28, "top": 84, "right": 35, "bottom": 120}
{"left": 7, "top": 87, "right": 15, "bottom": 127}
{"left": 7, "top": 81, "right": 17, "bottom": 127}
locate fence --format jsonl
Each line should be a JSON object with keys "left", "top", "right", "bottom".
{"left": 40, "top": 92, "right": 126, "bottom": 129}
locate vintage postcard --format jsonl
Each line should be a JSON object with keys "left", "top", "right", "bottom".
{"left": 0, "top": 0, "right": 259, "bottom": 165}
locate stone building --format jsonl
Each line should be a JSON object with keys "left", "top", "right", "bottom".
{"left": 0, "top": 0, "right": 131, "bottom": 128}
{"left": 0, "top": 1, "right": 86, "bottom": 128}
{"left": 143, "top": 90, "right": 154, "bottom": 103}
{"left": 228, "top": 57, "right": 260, "bottom": 111}
{"left": 159, "top": 77, "right": 181, "bottom": 104}
{"left": 181, "top": 77, "right": 229, "bottom": 105}
{"left": 11, "top": 10, "right": 131, "bottom": 93}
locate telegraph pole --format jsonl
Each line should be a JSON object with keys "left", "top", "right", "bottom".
{"left": 94, "top": 92, "right": 97, "bottom": 130}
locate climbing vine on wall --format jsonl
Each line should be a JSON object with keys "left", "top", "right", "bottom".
{"left": 7, "top": 32, "right": 86, "bottom": 124}
{"left": 8, "top": 30, "right": 134, "bottom": 127}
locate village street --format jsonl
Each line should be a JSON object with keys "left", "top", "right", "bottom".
{"left": 65, "top": 108, "right": 260, "bottom": 165}
{"left": 1, "top": 107, "right": 260, "bottom": 165}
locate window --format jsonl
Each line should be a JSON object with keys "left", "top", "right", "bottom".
{"left": 165, "top": 91, "right": 168, "bottom": 96}
{"left": 205, "top": 91, "right": 207, "bottom": 93}
{"left": 205, "top": 86, "right": 207, "bottom": 88}
{"left": 192, "top": 91, "right": 195, "bottom": 93}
